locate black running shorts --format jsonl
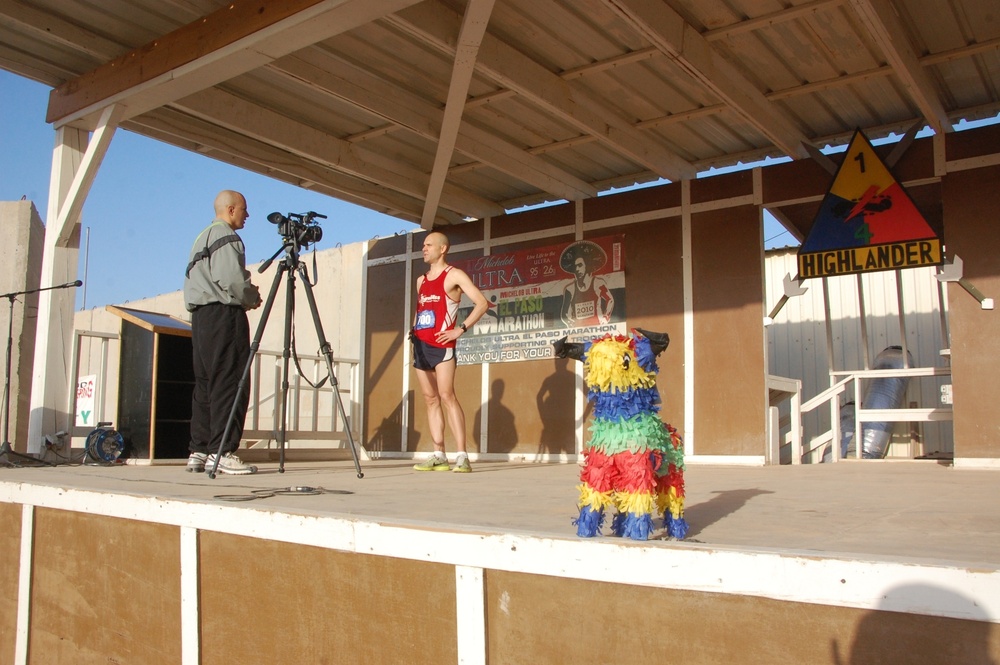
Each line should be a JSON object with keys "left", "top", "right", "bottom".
{"left": 412, "top": 336, "right": 455, "bottom": 370}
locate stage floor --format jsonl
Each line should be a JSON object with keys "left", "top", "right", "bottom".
{"left": 1, "top": 455, "right": 997, "bottom": 568}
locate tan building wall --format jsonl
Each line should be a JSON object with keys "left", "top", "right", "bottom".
{"left": 53, "top": 123, "right": 1000, "bottom": 464}
{"left": 364, "top": 177, "right": 768, "bottom": 460}
{"left": 943, "top": 162, "right": 1000, "bottom": 461}
{"left": 362, "top": 125, "right": 1000, "bottom": 463}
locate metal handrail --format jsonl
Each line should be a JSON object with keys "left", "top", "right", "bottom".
{"left": 244, "top": 350, "right": 360, "bottom": 444}
{"left": 792, "top": 367, "right": 952, "bottom": 463}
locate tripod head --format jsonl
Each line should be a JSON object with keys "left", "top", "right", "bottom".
{"left": 259, "top": 211, "right": 327, "bottom": 274}
{"left": 267, "top": 211, "right": 325, "bottom": 249}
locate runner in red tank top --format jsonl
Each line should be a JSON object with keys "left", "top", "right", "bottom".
{"left": 410, "top": 232, "right": 488, "bottom": 473}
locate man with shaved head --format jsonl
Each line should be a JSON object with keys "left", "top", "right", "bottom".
{"left": 183, "top": 190, "right": 262, "bottom": 475}
{"left": 411, "top": 231, "right": 488, "bottom": 473}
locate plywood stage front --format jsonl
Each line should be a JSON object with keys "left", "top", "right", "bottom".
{"left": 1, "top": 459, "right": 998, "bottom": 664}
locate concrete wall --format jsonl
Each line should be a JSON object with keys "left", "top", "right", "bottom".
{"left": 0, "top": 201, "right": 44, "bottom": 453}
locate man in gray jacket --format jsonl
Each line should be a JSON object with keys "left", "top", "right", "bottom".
{"left": 183, "top": 190, "right": 262, "bottom": 474}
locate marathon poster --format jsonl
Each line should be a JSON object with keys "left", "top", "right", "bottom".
{"left": 452, "top": 235, "right": 626, "bottom": 364}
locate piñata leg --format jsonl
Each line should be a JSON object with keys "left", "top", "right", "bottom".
{"left": 611, "top": 451, "right": 658, "bottom": 540}
{"left": 655, "top": 424, "right": 689, "bottom": 539}
{"left": 575, "top": 449, "right": 616, "bottom": 537}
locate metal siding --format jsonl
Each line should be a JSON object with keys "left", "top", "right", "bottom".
{"left": 765, "top": 249, "right": 953, "bottom": 459}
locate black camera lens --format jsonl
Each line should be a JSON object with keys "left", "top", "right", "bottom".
{"left": 303, "top": 225, "right": 322, "bottom": 244}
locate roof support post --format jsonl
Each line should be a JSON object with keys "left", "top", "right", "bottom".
{"left": 420, "top": 0, "right": 496, "bottom": 229}
{"left": 27, "top": 106, "right": 119, "bottom": 453}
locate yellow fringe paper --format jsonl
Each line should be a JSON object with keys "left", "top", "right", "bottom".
{"left": 655, "top": 486, "right": 686, "bottom": 519}
{"left": 577, "top": 484, "right": 614, "bottom": 511}
{"left": 614, "top": 490, "right": 655, "bottom": 516}
{"left": 584, "top": 337, "right": 658, "bottom": 394}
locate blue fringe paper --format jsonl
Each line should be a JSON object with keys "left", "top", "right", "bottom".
{"left": 634, "top": 336, "right": 660, "bottom": 374}
{"left": 612, "top": 508, "right": 657, "bottom": 540}
{"left": 574, "top": 506, "right": 605, "bottom": 537}
{"left": 610, "top": 511, "right": 625, "bottom": 537}
{"left": 589, "top": 386, "right": 662, "bottom": 419}
{"left": 666, "top": 515, "right": 689, "bottom": 540}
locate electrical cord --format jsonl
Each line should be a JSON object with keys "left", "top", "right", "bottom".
{"left": 213, "top": 486, "right": 353, "bottom": 502}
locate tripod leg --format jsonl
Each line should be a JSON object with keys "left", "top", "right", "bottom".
{"left": 275, "top": 263, "right": 296, "bottom": 474}
{"left": 207, "top": 262, "right": 286, "bottom": 479}
{"left": 296, "top": 264, "right": 365, "bottom": 478}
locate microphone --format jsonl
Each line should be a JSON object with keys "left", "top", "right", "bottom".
{"left": 73, "top": 280, "right": 83, "bottom": 287}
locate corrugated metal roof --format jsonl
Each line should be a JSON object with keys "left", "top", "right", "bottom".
{"left": 1, "top": 0, "right": 998, "bottom": 227}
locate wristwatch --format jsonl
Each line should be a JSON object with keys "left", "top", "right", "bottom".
{"left": 459, "top": 323, "right": 468, "bottom": 333}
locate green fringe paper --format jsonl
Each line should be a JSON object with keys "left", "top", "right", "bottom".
{"left": 588, "top": 412, "right": 669, "bottom": 454}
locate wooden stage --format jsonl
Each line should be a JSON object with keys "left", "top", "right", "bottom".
{"left": 1, "top": 458, "right": 998, "bottom": 664}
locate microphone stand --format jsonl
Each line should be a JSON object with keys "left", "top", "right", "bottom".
{"left": 0, "top": 280, "right": 82, "bottom": 466}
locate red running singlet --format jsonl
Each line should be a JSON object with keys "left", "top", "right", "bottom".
{"left": 414, "top": 266, "right": 459, "bottom": 348}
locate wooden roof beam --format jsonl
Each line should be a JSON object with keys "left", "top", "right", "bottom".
{"left": 128, "top": 108, "right": 441, "bottom": 225}
{"left": 388, "top": 1, "right": 696, "bottom": 182}
{"left": 46, "top": 0, "right": 424, "bottom": 130}
{"left": 420, "top": 0, "right": 496, "bottom": 230}
{"left": 270, "top": 48, "right": 596, "bottom": 208}
{"left": 0, "top": 0, "right": 123, "bottom": 65}
{"left": 173, "top": 88, "right": 503, "bottom": 220}
{"left": 603, "top": 0, "right": 810, "bottom": 160}
{"left": 847, "top": 0, "right": 953, "bottom": 134}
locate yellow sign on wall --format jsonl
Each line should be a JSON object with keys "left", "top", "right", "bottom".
{"left": 797, "top": 130, "right": 942, "bottom": 279}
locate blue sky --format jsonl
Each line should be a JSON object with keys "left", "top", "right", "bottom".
{"left": 1, "top": 71, "right": 418, "bottom": 310}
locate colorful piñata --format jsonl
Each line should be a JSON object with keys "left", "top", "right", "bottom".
{"left": 555, "top": 329, "right": 688, "bottom": 540}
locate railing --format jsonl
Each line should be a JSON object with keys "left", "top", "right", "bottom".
{"left": 71, "top": 331, "right": 359, "bottom": 450}
{"left": 243, "top": 350, "right": 361, "bottom": 448}
{"left": 766, "top": 374, "right": 801, "bottom": 465}
{"left": 792, "top": 367, "right": 953, "bottom": 463}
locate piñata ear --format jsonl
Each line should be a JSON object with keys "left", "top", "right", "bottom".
{"left": 553, "top": 337, "right": 586, "bottom": 362}
{"left": 634, "top": 328, "right": 670, "bottom": 356}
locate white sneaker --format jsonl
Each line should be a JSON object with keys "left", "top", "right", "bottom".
{"left": 186, "top": 452, "right": 207, "bottom": 473}
{"left": 209, "top": 452, "right": 257, "bottom": 475}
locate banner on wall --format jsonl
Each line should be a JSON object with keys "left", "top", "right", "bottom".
{"left": 451, "top": 235, "right": 627, "bottom": 364}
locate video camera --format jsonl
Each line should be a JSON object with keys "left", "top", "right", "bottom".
{"left": 267, "top": 210, "right": 325, "bottom": 248}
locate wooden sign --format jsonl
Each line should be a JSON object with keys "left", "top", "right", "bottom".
{"left": 797, "top": 129, "right": 942, "bottom": 279}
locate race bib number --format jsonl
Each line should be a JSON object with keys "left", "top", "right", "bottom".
{"left": 415, "top": 309, "right": 436, "bottom": 330}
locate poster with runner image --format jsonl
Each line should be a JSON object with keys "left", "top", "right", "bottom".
{"left": 452, "top": 235, "right": 626, "bottom": 364}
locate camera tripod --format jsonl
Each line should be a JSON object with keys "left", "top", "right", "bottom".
{"left": 207, "top": 237, "right": 364, "bottom": 479}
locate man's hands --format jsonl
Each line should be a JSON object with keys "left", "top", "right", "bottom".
{"left": 409, "top": 326, "right": 464, "bottom": 344}
{"left": 434, "top": 327, "right": 463, "bottom": 345}
{"left": 247, "top": 284, "right": 263, "bottom": 310}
